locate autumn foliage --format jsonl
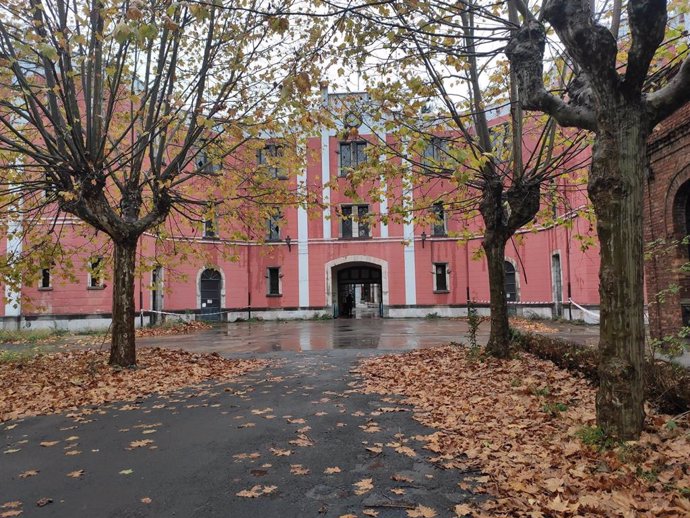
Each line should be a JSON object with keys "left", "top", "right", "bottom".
{"left": 0, "top": 348, "right": 264, "bottom": 422}
{"left": 357, "top": 346, "right": 690, "bottom": 517}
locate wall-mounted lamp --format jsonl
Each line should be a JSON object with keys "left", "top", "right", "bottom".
{"left": 421, "top": 231, "right": 427, "bottom": 248}
{"left": 285, "top": 235, "right": 292, "bottom": 252}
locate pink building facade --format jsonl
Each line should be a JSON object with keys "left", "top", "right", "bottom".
{"left": 2, "top": 91, "right": 602, "bottom": 330}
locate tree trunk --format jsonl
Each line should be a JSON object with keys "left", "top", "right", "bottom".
{"left": 483, "top": 233, "right": 511, "bottom": 358}
{"left": 589, "top": 104, "right": 646, "bottom": 440}
{"left": 109, "top": 239, "right": 138, "bottom": 367}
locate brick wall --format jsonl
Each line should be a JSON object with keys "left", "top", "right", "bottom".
{"left": 645, "top": 102, "right": 690, "bottom": 339}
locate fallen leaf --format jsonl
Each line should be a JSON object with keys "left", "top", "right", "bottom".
{"left": 363, "top": 510, "right": 379, "bottom": 517}
{"left": 453, "top": 504, "right": 473, "bottom": 516}
{"left": 128, "top": 439, "right": 154, "bottom": 449}
{"left": 66, "top": 470, "right": 84, "bottom": 478}
{"left": 236, "top": 485, "right": 277, "bottom": 498}
{"left": 140, "top": 497, "right": 152, "bottom": 504}
{"left": 119, "top": 469, "right": 134, "bottom": 475}
{"left": 324, "top": 466, "right": 341, "bottom": 474}
{"left": 39, "top": 441, "right": 59, "bottom": 447}
{"left": 353, "top": 478, "right": 374, "bottom": 496}
{"left": 269, "top": 448, "right": 292, "bottom": 457}
{"left": 35, "top": 498, "right": 52, "bottom": 507}
{"left": 290, "top": 464, "right": 310, "bottom": 475}
{"left": 407, "top": 505, "right": 437, "bottom": 518}
{"left": 18, "top": 470, "right": 39, "bottom": 479}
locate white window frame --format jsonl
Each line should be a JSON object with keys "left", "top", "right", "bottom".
{"left": 432, "top": 202, "right": 446, "bottom": 236}
{"left": 432, "top": 262, "right": 450, "bottom": 293}
{"left": 338, "top": 140, "right": 367, "bottom": 176}
{"left": 87, "top": 257, "right": 104, "bottom": 289}
{"left": 258, "top": 143, "right": 286, "bottom": 179}
{"left": 340, "top": 204, "right": 370, "bottom": 239}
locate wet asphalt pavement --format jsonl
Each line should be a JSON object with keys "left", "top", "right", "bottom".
{"left": 1, "top": 350, "right": 482, "bottom": 518}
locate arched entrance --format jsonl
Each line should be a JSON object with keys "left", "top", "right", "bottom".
{"left": 326, "top": 256, "right": 388, "bottom": 319}
{"left": 505, "top": 260, "right": 518, "bottom": 316}
{"left": 199, "top": 268, "right": 222, "bottom": 321}
{"left": 336, "top": 265, "right": 383, "bottom": 318}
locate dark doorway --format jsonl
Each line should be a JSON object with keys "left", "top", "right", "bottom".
{"left": 199, "top": 268, "right": 222, "bottom": 322}
{"left": 335, "top": 264, "right": 383, "bottom": 318}
{"left": 505, "top": 261, "right": 518, "bottom": 316}
{"left": 552, "top": 254, "right": 563, "bottom": 318}
{"left": 151, "top": 266, "right": 163, "bottom": 324}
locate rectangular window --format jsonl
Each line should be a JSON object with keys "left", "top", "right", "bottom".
{"left": 267, "top": 267, "right": 281, "bottom": 296}
{"left": 203, "top": 218, "right": 217, "bottom": 238}
{"left": 339, "top": 141, "right": 367, "bottom": 176}
{"left": 432, "top": 202, "right": 446, "bottom": 236}
{"left": 88, "top": 257, "right": 104, "bottom": 289}
{"left": 39, "top": 268, "right": 51, "bottom": 289}
{"left": 340, "top": 204, "right": 369, "bottom": 238}
{"left": 433, "top": 263, "right": 449, "bottom": 292}
{"left": 423, "top": 137, "right": 449, "bottom": 166}
{"left": 258, "top": 144, "right": 286, "bottom": 179}
{"left": 195, "top": 150, "right": 220, "bottom": 174}
{"left": 267, "top": 210, "right": 281, "bottom": 241}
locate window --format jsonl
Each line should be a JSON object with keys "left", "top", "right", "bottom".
{"left": 258, "top": 144, "right": 286, "bottom": 179}
{"left": 432, "top": 202, "right": 446, "bottom": 236}
{"left": 339, "top": 141, "right": 367, "bottom": 176}
{"left": 433, "top": 263, "right": 449, "bottom": 292}
{"left": 489, "top": 123, "right": 510, "bottom": 161}
{"left": 203, "top": 217, "right": 217, "bottom": 238}
{"left": 39, "top": 267, "right": 51, "bottom": 289}
{"left": 267, "top": 210, "right": 281, "bottom": 241}
{"left": 267, "top": 267, "right": 281, "bottom": 296}
{"left": 423, "top": 137, "right": 449, "bottom": 167}
{"left": 195, "top": 150, "right": 220, "bottom": 174}
{"left": 340, "top": 204, "right": 369, "bottom": 238}
{"left": 88, "top": 257, "right": 104, "bottom": 289}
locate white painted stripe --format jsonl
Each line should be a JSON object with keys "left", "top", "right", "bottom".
{"left": 297, "top": 148, "right": 310, "bottom": 308}
{"left": 401, "top": 144, "right": 417, "bottom": 306}
{"left": 374, "top": 127, "right": 388, "bottom": 239}
{"left": 321, "top": 127, "right": 331, "bottom": 240}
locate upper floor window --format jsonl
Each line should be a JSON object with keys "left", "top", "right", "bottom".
{"left": 341, "top": 204, "right": 369, "bottom": 239}
{"left": 195, "top": 150, "right": 220, "bottom": 174}
{"left": 267, "top": 209, "right": 282, "bottom": 241}
{"left": 203, "top": 204, "right": 217, "bottom": 239}
{"left": 339, "top": 141, "right": 367, "bottom": 176}
{"left": 432, "top": 202, "right": 446, "bottom": 236}
{"left": 258, "top": 144, "right": 286, "bottom": 179}
{"left": 489, "top": 123, "right": 510, "bottom": 161}
{"left": 203, "top": 217, "right": 217, "bottom": 239}
{"left": 433, "top": 263, "right": 449, "bottom": 292}
{"left": 88, "top": 257, "right": 104, "bottom": 289}
{"left": 267, "top": 267, "right": 282, "bottom": 296}
{"left": 423, "top": 137, "right": 450, "bottom": 167}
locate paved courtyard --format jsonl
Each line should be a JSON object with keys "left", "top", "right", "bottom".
{"left": 136, "top": 317, "right": 600, "bottom": 354}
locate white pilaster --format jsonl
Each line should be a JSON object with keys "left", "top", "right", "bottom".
{"left": 4, "top": 213, "right": 22, "bottom": 317}
{"left": 321, "top": 127, "right": 331, "bottom": 240}
{"left": 297, "top": 149, "right": 310, "bottom": 307}
{"left": 402, "top": 144, "right": 416, "bottom": 305}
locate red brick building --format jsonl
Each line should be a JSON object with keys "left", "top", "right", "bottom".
{"left": 645, "top": 102, "right": 690, "bottom": 339}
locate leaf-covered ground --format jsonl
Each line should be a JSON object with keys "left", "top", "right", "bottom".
{"left": 0, "top": 347, "right": 264, "bottom": 422}
{"left": 356, "top": 346, "right": 690, "bottom": 517}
